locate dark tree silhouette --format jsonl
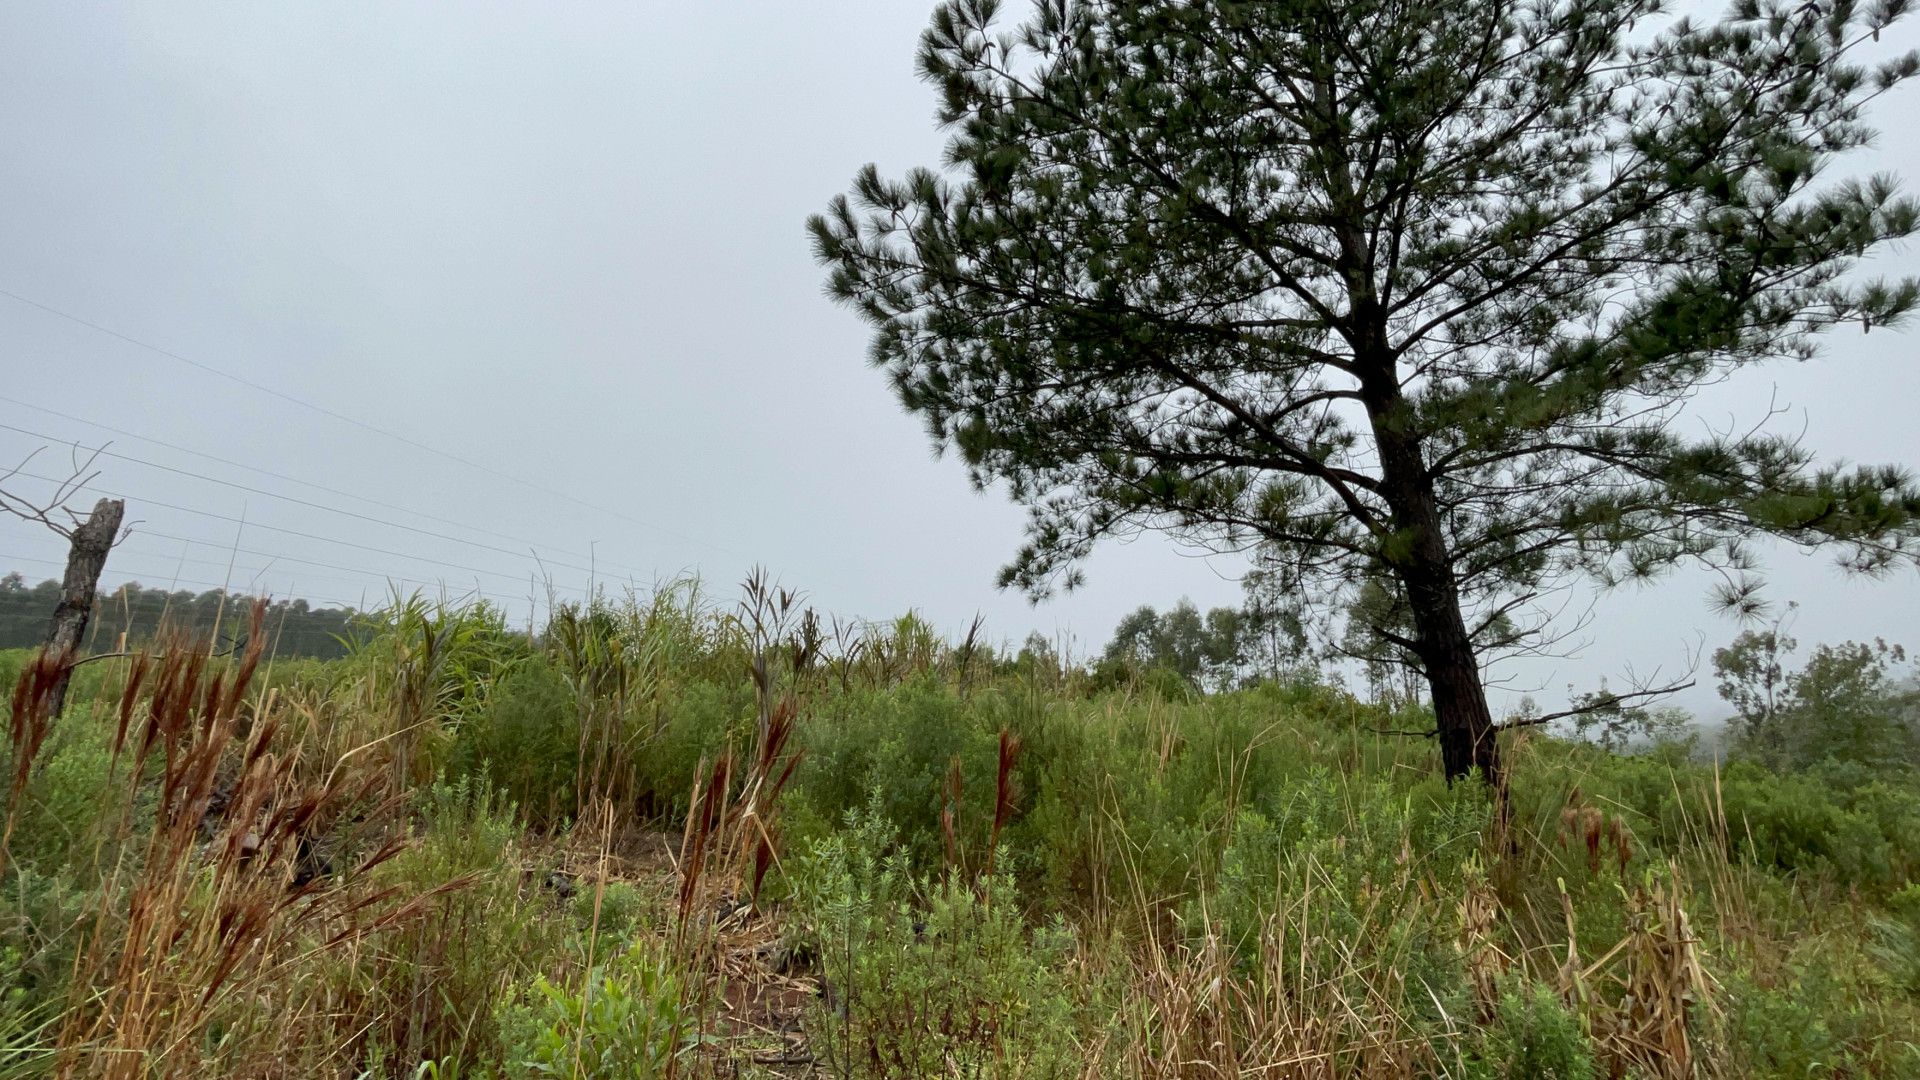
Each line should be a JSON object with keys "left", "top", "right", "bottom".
{"left": 813, "top": 0, "right": 1920, "bottom": 783}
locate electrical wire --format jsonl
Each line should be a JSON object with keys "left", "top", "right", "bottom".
{"left": 128, "top": 530, "right": 553, "bottom": 608}
{"left": 101, "top": 537, "right": 529, "bottom": 607}
{"left": 0, "top": 418, "right": 616, "bottom": 577}
{"left": 1, "top": 466, "right": 595, "bottom": 595}
{"left": 0, "top": 287, "right": 734, "bottom": 556}
{"left": 0, "top": 393, "right": 668, "bottom": 581}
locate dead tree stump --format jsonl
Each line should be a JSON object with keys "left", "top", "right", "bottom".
{"left": 45, "top": 497, "right": 124, "bottom": 717}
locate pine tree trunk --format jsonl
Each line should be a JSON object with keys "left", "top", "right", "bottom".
{"left": 45, "top": 497, "right": 123, "bottom": 718}
{"left": 1401, "top": 566, "right": 1502, "bottom": 785}
{"left": 1360, "top": 364, "right": 1503, "bottom": 786}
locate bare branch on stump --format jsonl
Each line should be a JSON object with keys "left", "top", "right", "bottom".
{"left": 1, "top": 444, "right": 130, "bottom": 718}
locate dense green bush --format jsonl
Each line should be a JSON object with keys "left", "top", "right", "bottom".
{"left": 3, "top": 711, "right": 122, "bottom": 874}
{"left": 1716, "top": 762, "right": 1920, "bottom": 889}
{"left": 1209, "top": 772, "right": 1492, "bottom": 961}
{"left": 0, "top": 867, "right": 89, "bottom": 1062}
{"left": 628, "top": 677, "right": 753, "bottom": 817}
{"left": 794, "top": 679, "right": 1014, "bottom": 867}
{"left": 453, "top": 659, "right": 580, "bottom": 826}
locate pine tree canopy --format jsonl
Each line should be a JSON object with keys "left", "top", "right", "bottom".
{"left": 811, "top": 0, "right": 1920, "bottom": 781}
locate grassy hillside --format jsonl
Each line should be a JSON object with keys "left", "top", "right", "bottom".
{"left": 2, "top": 586, "right": 1917, "bottom": 1078}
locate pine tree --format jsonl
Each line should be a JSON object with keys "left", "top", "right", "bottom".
{"left": 812, "top": 0, "right": 1920, "bottom": 783}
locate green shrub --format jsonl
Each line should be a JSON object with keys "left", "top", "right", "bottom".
{"left": 1717, "top": 762, "right": 1918, "bottom": 889}
{"left": 1471, "top": 983, "right": 1596, "bottom": 1079}
{"left": 1719, "top": 971, "right": 1848, "bottom": 1077}
{"left": 573, "top": 880, "right": 655, "bottom": 954}
{"left": 455, "top": 659, "right": 580, "bottom": 826}
{"left": 795, "top": 681, "right": 1003, "bottom": 864}
{"left": 0, "top": 866, "right": 90, "bottom": 1013}
{"left": 3, "top": 712, "right": 124, "bottom": 875}
{"left": 792, "top": 798, "right": 1090, "bottom": 1079}
{"left": 498, "top": 941, "right": 690, "bottom": 1080}
{"left": 1203, "top": 778, "right": 1489, "bottom": 1036}
{"left": 628, "top": 678, "right": 752, "bottom": 818}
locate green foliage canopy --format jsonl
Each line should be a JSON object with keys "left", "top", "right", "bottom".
{"left": 1714, "top": 620, "right": 1920, "bottom": 770}
{"left": 813, "top": 0, "right": 1920, "bottom": 778}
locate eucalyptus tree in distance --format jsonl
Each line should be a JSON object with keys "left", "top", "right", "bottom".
{"left": 812, "top": 0, "right": 1920, "bottom": 784}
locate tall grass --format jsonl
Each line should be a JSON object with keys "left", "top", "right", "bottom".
{"left": 1, "top": 581, "right": 1917, "bottom": 1077}
{"left": 0, "top": 604, "right": 466, "bottom": 1077}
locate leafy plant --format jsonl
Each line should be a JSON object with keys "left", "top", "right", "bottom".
{"left": 500, "top": 941, "right": 689, "bottom": 1080}
{"left": 455, "top": 659, "right": 580, "bottom": 827}
{"left": 1473, "top": 984, "right": 1597, "bottom": 1080}
{"left": 793, "top": 797, "right": 1088, "bottom": 1078}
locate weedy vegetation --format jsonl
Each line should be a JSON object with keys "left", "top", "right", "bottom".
{"left": 0, "top": 573, "right": 1916, "bottom": 1078}
{"left": 7, "top": 0, "right": 1920, "bottom": 1074}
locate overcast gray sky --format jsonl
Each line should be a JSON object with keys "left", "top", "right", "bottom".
{"left": 2, "top": 2, "right": 1916, "bottom": 719}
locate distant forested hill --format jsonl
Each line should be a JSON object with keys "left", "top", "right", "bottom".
{"left": 0, "top": 572, "right": 360, "bottom": 659}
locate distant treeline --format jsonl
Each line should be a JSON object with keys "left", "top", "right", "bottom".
{"left": 0, "top": 573, "right": 361, "bottom": 659}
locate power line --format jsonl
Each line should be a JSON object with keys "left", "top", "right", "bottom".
{"left": 2, "top": 546, "right": 373, "bottom": 610}
{"left": 0, "top": 294, "right": 871, "bottom": 606}
{"left": 0, "top": 418, "right": 618, "bottom": 578}
{"left": 3, "top": 518, "right": 549, "bottom": 609}
{"left": 75, "top": 541, "right": 326, "bottom": 592}
{"left": 3, "top": 466, "right": 597, "bottom": 596}
{"left": 0, "top": 287, "right": 733, "bottom": 557}
{"left": 6, "top": 536, "right": 547, "bottom": 613}
{"left": 108, "top": 538, "right": 503, "bottom": 605}
{"left": 131, "top": 530, "right": 551, "bottom": 608}
{"left": 0, "top": 393, "right": 669, "bottom": 581}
